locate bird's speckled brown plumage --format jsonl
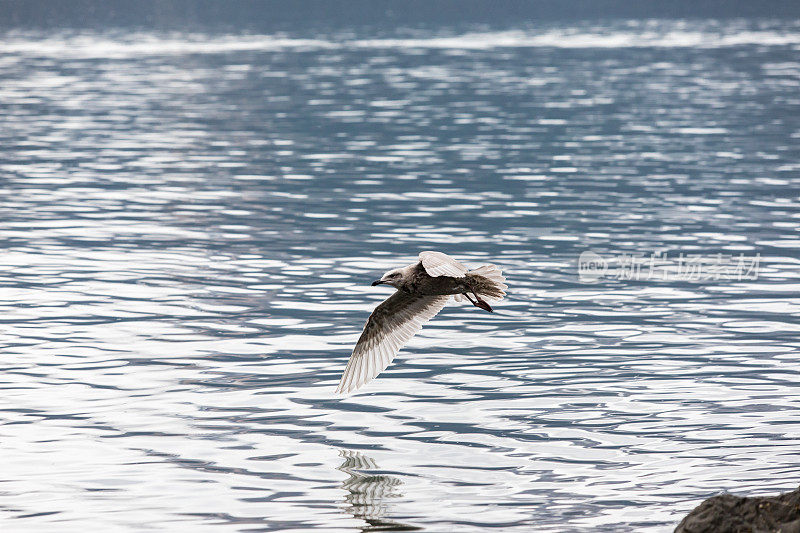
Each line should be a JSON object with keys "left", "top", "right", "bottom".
{"left": 397, "top": 262, "right": 504, "bottom": 299}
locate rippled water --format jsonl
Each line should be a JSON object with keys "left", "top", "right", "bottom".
{"left": 2, "top": 18, "right": 800, "bottom": 532}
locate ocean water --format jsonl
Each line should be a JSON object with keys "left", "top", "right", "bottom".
{"left": 1, "top": 18, "right": 799, "bottom": 532}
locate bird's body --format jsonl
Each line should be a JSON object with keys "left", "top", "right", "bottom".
{"left": 392, "top": 262, "right": 465, "bottom": 295}
{"left": 390, "top": 261, "right": 504, "bottom": 298}
{"left": 335, "top": 251, "right": 507, "bottom": 394}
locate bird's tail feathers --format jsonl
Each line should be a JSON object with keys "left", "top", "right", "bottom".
{"left": 454, "top": 264, "right": 507, "bottom": 303}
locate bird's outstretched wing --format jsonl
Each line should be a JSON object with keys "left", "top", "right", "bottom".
{"left": 336, "top": 291, "right": 450, "bottom": 394}
{"left": 418, "top": 251, "right": 468, "bottom": 278}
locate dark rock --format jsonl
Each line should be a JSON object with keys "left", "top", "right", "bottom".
{"left": 675, "top": 486, "right": 800, "bottom": 533}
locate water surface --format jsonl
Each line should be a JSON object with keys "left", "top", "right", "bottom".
{"left": 1, "top": 19, "right": 800, "bottom": 532}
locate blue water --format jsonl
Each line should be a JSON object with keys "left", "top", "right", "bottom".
{"left": 1, "top": 19, "right": 799, "bottom": 532}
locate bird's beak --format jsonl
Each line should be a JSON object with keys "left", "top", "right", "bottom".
{"left": 371, "top": 279, "right": 385, "bottom": 286}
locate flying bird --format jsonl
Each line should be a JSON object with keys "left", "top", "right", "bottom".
{"left": 336, "top": 251, "right": 507, "bottom": 394}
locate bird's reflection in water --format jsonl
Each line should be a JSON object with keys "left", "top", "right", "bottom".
{"left": 337, "top": 450, "right": 422, "bottom": 532}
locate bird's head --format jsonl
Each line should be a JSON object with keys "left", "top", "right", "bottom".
{"left": 371, "top": 268, "right": 404, "bottom": 288}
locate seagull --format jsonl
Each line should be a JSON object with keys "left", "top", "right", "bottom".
{"left": 336, "top": 251, "right": 507, "bottom": 394}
